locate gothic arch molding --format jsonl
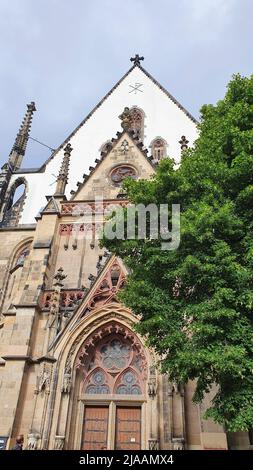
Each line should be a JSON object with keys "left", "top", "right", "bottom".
{"left": 1, "top": 176, "right": 28, "bottom": 227}
{"left": 74, "top": 321, "right": 148, "bottom": 395}
{"left": 48, "top": 305, "right": 158, "bottom": 450}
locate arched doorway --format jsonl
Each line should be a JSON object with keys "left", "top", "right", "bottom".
{"left": 74, "top": 322, "right": 148, "bottom": 450}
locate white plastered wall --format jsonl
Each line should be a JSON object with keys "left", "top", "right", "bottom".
{"left": 9, "top": 67, "right": 198, "bottom": 224}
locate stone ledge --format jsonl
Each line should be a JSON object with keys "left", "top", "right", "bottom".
{"left": 0, "top": 224, "right": 36, "bottom": 232}
{"left": 33, "top": 240, "right": 52, "bottom": 249}
{"left": 1, "top": 354, "right": 57, "bottom": 364}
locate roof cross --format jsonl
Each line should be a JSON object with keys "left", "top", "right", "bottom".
{"left": 130, "top": 54, "right": 144, "bottom": 66}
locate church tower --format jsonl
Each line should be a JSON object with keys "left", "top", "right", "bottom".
{"left": 0, "top": 101, "right": 36, "bottom": 226}
{"left": 0, "top": 57, "right": 250, "bottom": 451}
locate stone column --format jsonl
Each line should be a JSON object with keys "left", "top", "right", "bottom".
{"left": 147, "top": 366, "right": 159, "bottom": 450}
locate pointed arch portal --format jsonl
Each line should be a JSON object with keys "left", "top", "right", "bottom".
{"left": 69, "top": 321, "right": 149, "bottom": 450}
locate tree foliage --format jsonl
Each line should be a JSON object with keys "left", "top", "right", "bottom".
{"left": 101, "top": 74, "right": 253, "bottom": 431}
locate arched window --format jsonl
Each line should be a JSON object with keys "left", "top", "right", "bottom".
{"left": 129, "top": 107, "right": 145, "bottom": 140}
{"left": 11, "top": 245, "right": 30, "bottom": 273}
{"left": 1, "top": 241, "right": 31, "bottom": 312}
{"left": 150, "top": 137, "right": 167, "bottom": 161}
{"left": 73, "top": 323, "right": 149, "bottom": 450}
{"left": 1, "top": 178, "right": 27, "bottom": 227}
{"left": 76, "top": 327, "right": 146, "bottom": 396}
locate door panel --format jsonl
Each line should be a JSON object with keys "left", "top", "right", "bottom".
{"left": 82, "top": 406, "right": 108, "bottom": 450}
{"left": 115, "top": 406, "right": 141, "bottom": 450}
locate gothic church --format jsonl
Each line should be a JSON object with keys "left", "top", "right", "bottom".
{"left": 0, "top": 56, "right": 250, "bottom": 450}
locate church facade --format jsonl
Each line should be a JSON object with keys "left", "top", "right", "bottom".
{"left": 0, "top": 56, "right": 250, "bottom": 450}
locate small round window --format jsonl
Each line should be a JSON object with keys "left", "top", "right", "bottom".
{"left": 110, "top": 165, "right": 137, "bottom": 187}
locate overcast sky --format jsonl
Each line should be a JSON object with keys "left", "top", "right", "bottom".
{"left": 0, "top": 0, "right": 252, "bottom": 168}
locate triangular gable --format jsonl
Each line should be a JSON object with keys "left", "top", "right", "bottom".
{"left": 71, "top": 129, "right": 155, "bottom": 201}
{"left": 39, "top": 63, "right": 197, "bottom": 172}
{"left": 17, "top": 60, "right": 198, "bottom": 225}
{"left": 48, "top": 256, "right": 129, "bottom": 351}
{"left": 39, "top": 196, "right": 60, "bottom": 216}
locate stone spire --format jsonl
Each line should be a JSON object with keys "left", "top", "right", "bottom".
{"left": 9, "top": 101, "right": 36, "bottom": 170}
{"left": 54, "top": 143, "right": 73, "bottom": 196}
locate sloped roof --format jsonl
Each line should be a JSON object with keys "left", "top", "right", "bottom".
{"left": 39, "top": 62, "right": 197, "bottom": 172}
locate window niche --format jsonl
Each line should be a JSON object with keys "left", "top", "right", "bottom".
{"left": 150, "top": 137, "right": 167, "bottom": 162}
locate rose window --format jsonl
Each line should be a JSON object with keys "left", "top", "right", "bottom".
{"left": 110, "top": 166, "right": 137, "bottom": 187}
{"left": 101, "top": 339, "right": 130, "bottom": 370}
{"left": 82, "top": 334, "right": 145, "bottom": 396}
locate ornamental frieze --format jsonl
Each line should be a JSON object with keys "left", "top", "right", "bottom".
{"left": 61, "top": 199, "right": 128, "bottom": 216}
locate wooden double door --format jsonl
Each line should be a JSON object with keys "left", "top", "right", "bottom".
{"left": 82, "top": 405, "right": 141, "bottom": 450}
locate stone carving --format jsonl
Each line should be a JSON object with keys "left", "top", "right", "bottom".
{"left": 64, "top": 311, "right": 135, "bottom": 376}
{"left": 128, "top": 107, "right": 144, "bottom": 139}
{"left": 86, "top": 262, "right": 125, "bottom": 312}
{"left": 36, "top": 365, "right": 51, "bottom": 394}
{"left": 110, "top": 165, "right": 137, "bottom": 187}
{"left": 179, "top": 135, "right": 189, "bottom": 151}
{"left": 61, "top": 200, "right": 128, "bottom": 215}
{"left": 148, "top": 438, "right": 159, "bottom": 450}
{"left": 148, "top": 365, "right": 157, "bottom": 397}
{"left": 119, "top": 139, "right": 129, "bottom": 155}
{"left": 172, "top": 437, "right": 184, "bottom": 450}
{"left": 40, "top": 289, "right": 86, "bottom": 311}
{"left": 148, "top": 377, "right": 157, "bottom": 397}
{"left": 54, "top": 435, "right": 65, "bottom": 450}
{"left": 27, "top": 433, "right": 40, "bottom": 450}
{"left": 61, "top": 372, "right": 72, "bottom": 394}
{"left": 119, "top": 107, "right": 131, "bottom": 130}
{"left": 172, "top": 381, "right": 184, "bottom": 396}
{"left": 79, "top": 326, "right": 146, "bottom": 395}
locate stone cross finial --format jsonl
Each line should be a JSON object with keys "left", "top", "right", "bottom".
{"left": 53, "top": 267, "right": 67, "bottom": 288}
{"left": 130, "top": 54, "right": 144, "bottom": 66}
{"left": 179, "top": 135, "right": 189, "bottom": 151}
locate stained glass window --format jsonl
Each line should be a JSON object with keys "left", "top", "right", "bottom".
{"left": 101, "top": 339, "right": 130, "bottom": 370}
{"left": 82, "top": 334, "right": 144, "bottom": 396}
{"left": 116, "top": 371, "right": 141, "bottom": 395}
{"left": 85, "top": 370, "right": 110, "bottom": 394}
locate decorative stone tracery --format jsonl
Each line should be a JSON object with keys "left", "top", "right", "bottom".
{"left": 74, "top": 321, "right": 147, "bottom": 397}
{"left": 61, "top": 199, "right": 128, "bottom": 215}
{"left": 27, "top": 433, "right": 41, "bottom": 450}
{"left": 150, "top": 137, "right": 167, "bottom": 161}
{"left": 129, "top": 107, "right": 145, "bottom": 140}
{"left": 54, "top": 435, "right": 65, "bottom": 450}
{"left": 110, "top": 165, "right": 137, "bottom": 187}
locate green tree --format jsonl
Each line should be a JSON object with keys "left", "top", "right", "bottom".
{"left": 101, "top": 74, "right": 253, "bottom": 432}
